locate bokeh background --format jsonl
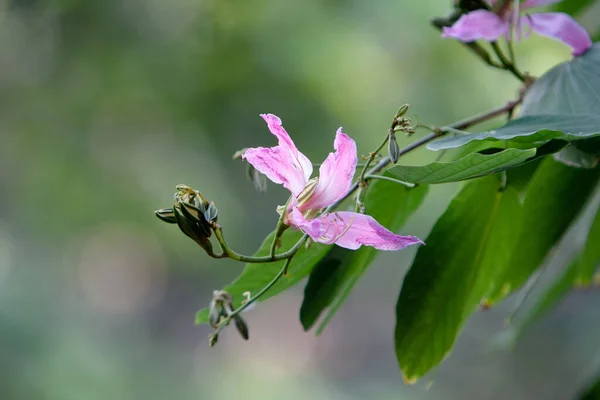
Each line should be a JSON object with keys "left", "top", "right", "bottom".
{"left": 2, "top": 0, "right": 600, "bottom": 399}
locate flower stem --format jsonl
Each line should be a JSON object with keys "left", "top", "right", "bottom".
{"left": 270, "top": 216, "right": 289, "bottom": 258}
{"left": 213, "top": 226, "right": 308, "bottom": 263}
{"left": 490, "top": 41, "right": 525, "bottom": 82}
{"left": 210, "top": 256, "right": 295, "bottom": 340}
{"left": 359, "top": 133, "right": 390, "bottom": 183}
{"left": 328, "top": 95, "right": 524, "bottom": 212}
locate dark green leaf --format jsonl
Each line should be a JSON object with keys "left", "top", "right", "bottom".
{"left": 520, "top": 43, "right": 600, "bottom": 115}
{"left": 577, "top": 371, "right": 600, "bottom": 400}
{"left": 485, "top": 158, "right": 599, "bottom": 303}
{"left": 427, "top": 114, "right": 600, "bottom": 151}
{"left": 387, "top": 148, "right": 535, "bottom": 184}
{"left": 195, "top": 230, "right": 331, "bottom": 324}
{"left": 554, "top": 145, "right": 600, "bottom": 169}
{"left": 576, "top": 202, "right": 600, "bottom": 286}
{"left": 300, "top": 180, "right": 428, "bottom": 334}
{"left": 395, "top": 176, "right": 522, "bottom": 382}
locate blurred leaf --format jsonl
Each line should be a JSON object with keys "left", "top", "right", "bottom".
{"left": 195, "top": 230, "right": 332, "bottom": 324}
{"left": 520, "top": 43, "right": 600, "bottom": 115}
{"left": 395, "top": 176, "right": 522, "bottom": 382}
{"left": 300, "top": 180, "right": 428, "bottom": 334}
{"left": 427, "top": 114, "right": 600, "bottom": 151}
{"left": 576, "top": 202, "right": 600, "bottom": 286}
{"left": 387, "top": 148, "right": 536, "bottom": 184}
{"left": 552, "top": 0, "right": 597, "bottom": 17}
{"left": 578, "top": 371, "right": 600, "bottom": 400}
{"left": 554, "top": 145, "right": 600, "bottom": 169}
{"left": 485, "top": 158, "right": 600, "bottom": 303}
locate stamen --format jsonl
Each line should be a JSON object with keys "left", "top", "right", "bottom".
{"left": 297, "top": 178, "right": 319, "bottom": 207}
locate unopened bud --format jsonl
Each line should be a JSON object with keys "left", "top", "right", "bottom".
{"left": 233, "top": 315, "right": 249, "bottom": 340}
{"left": 155, "top": 208, "right": 177, "bottom": 224}
{"left": 388, "top": 133, "right": 401, "bottom": 164}
{"left": 209, "top": 333, "right": 219, "bottom": 347}
{"left": 204, "top": 202, "right": 219, "bottom": 223}
{"left": 209, "top": 299, "right": 223, "bottom": 329}
{"left": 394, "top": 104, "right": 410, "bottom": 119}
{"left": 177, "top": 202, "right": 212, "bottom": 237}
{"left": 173, "top": 204, "right": 214, "bottom": 254}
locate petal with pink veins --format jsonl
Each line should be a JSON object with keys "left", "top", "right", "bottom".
{"left": 526, "top": 12, "right": 592, "bottom": 56}
{"left": 243, "top": 114, "right": 313, "bottom": 196}
{"left": 442, "top": 10, "right": 509, "bottom": 42}
{"left": 288, "top": 209, "right": 423, "bottom": 251}
{"left": 298, "top": 129, "right": 357, "bottom": 211}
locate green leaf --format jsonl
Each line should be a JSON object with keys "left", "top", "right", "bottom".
{"left": 520, "top": 43, "right": 600, "bottom": 115}
{"left": 387, "top": 148, "right": 535, "bottom": 184}
{"left": 576, "top": 202, "right": 600, "bottom": 287}
{"left": 427, "top": 114, "right": 600, "bottom": 151}
{"left": 395, "top": 176, "right": 522, "bottom": 382}
{"left": 485, "top": 158, "right": 600, "bottom": 303}
{"left": 578, "top": 372, "right": 600, "bottom": 400}
{"left": 300, "top": 180, "right": 428, "bottom": 334}
{"left": 554, "top": 145, "right": 600, "bottom": 169}
{"left": 195, "top": 230, "right": 332, "bottom": 324}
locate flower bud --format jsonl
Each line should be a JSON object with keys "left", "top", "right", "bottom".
{"left": 394, "top": 104, "right": 410, "bottom": 119}
{"left": 155, "top": 208, "right": 177, "bottom": 224}
{"left": 233, "top": 315, "right": 249, "bottom": 340}
{"left": 209, "top": 333, "right": 219, "bottom": 347}
{"left": 173, "top": 203, "right": 214, "bottom": 255}
{"left": 388, "top": 133, "right": 401, "bottom": 164}
{"left": 204, "top": 202, "right": 218, "bottom": 224}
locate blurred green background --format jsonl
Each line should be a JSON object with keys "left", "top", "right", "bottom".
{"left": 2, "top": 0, "right": 600, "bottom": 399}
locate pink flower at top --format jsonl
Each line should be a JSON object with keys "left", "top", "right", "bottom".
{"left": 442, "top": 0, "right": 592, "bottom": 56}
{"left": 242, "top": 114, "right": 423, "bottom": 251}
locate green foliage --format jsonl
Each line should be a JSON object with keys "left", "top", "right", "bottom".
{"left": 300, "top": 180, "right": 428, "bottom": 334}
{"left": 195, "top": 230, "right": 331, "bottom": 324}
{"left": 578, "top": 372, "right": 600, "bottom": 400}
{"left": 485, "top": 158, "right": 599, "bottom": 303}
{"left": 395, "top": 176, "right": 522, "bottom": 382}
{"left": 427, "top": 114, "right": 600, "bottom": 151}
{"left": 520, "top": 44, "right": 600, "bottom": 115}
{"left": 387, "top": 148, "right": 535, "bottom": 184}
{"left": 554, "top": 144, "right": 600, "bottom": 169}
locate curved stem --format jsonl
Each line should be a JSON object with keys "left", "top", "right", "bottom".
{"left": 491, "top": 41, "right": 525, "bottom": 82}
{"left": 213, "top": 226, "right": 308, "bottom": 263}
{"left": 364, "top": 174, "right": 415, "bottom": 187}
{"left": 359, "top": 133, "right": 390, "bottom": 183}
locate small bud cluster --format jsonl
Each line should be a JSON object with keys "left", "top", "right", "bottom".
{"left": 155, "top": 184, "right": 219, "bottom": 255}
{"left": 208, "top": 290, "right": 249, "bottom": 346}
{"left": 388, "top": 104, "right": 415, "bottom": 164}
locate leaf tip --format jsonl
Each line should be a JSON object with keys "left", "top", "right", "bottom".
{"left": 402, "top": 374, "right": 418, "bottom": 385}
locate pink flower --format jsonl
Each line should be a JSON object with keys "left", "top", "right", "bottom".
{"left": 442, "top": 0, "right": 592, "bottom": 56}
{"left": 242, "top": 114, "right": 423, "bottom": 251}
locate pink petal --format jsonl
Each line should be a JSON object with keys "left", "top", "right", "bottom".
{"left": 297, "top": 129, "right": 357, "bottom": 211}
{"left": 243, "top": 114, "right": 313, "bottom": 196}
{"left": 441, "top": 10, "right": 509, "bottom": 42}
{"left": 526, "top": 12, "right": 592, "bottom": 56}
{"left": 288, "top": 209, "right": 423, "bottom": 251}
